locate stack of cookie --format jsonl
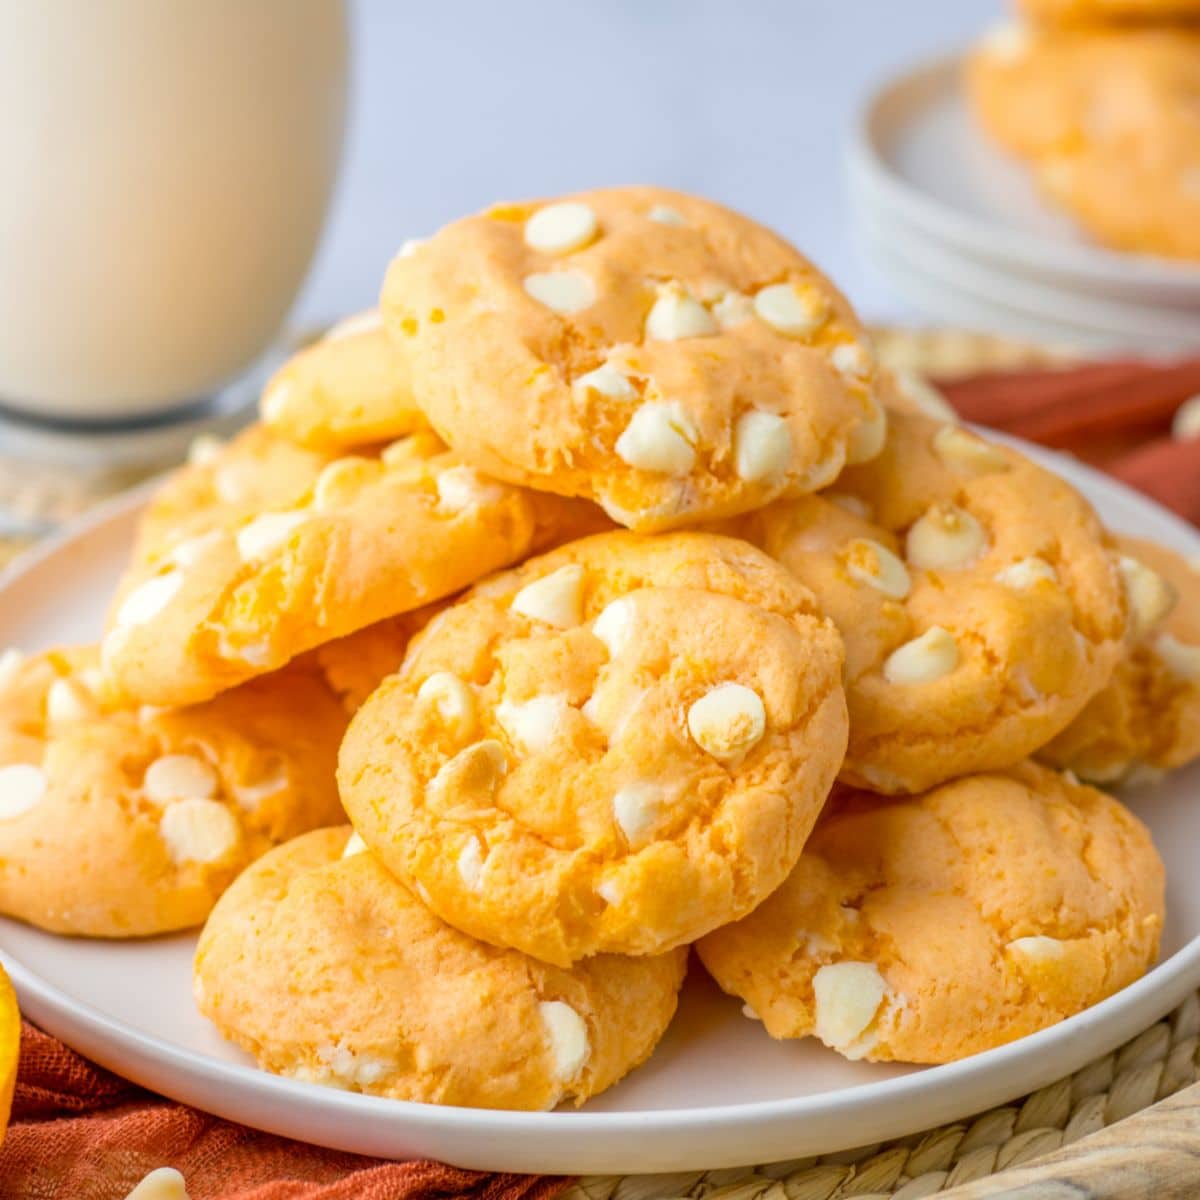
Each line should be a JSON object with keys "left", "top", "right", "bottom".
{"left": 0, "top": 188, "right": 1194, "bottom": 1112}
{"left": 966, "top": 0, "right": 1200, "bottom": 260}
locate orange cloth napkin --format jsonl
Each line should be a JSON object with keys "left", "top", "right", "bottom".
{"left": 0, "top": 354, "right": 1197, "bottom": 1199}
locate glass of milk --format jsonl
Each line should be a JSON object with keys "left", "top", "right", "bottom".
{"left": 0, "top": 0, "right": 348, "bottom": 422}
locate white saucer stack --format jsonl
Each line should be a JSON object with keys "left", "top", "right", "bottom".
{"left": 848, "top": 58, "right": 1200, "bottom": 356}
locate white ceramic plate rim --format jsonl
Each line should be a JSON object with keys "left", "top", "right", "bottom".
{"left": 2, "top": 443, "right": 1200, "bottom": 1173}
{"left": 848, "top": 54, "right": 1200, "bottom": 296}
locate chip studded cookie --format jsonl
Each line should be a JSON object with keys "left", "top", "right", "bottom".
{"left": 104, "top": 425, "right": 597, "bottom": 707}
{"left": 967, "top": 25, "right": 1200, "bottom": 260}
{"left": 0, "top": 646, "right": 346, "bottom": 937}
{"left": 195, "top": 827, "right": 688, "bottom": 1110}
{"left": 339, "top": 531, "right": 848, "bottom": 966}
{"left": 697, "top": 762, "right": 1164, "bottom": 1064}
{"left": 1041, "top": 535, "right": 1200, "bottom": 783}
{"left": 382, "top": 186, "right": 886, "bottom": 532}
{"left": 731, "top": 409, "right": 1129, "bottom": 793}
{"left": 260, "top": 310, "right": 428, "bottom": 450}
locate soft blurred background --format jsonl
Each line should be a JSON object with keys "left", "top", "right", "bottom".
{"left": 295, "top": 0, "right": 995, "bottom": 328}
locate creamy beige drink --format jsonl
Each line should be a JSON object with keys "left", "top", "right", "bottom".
{"left": 0, "top": 0, "right": 347, "bottom": 420}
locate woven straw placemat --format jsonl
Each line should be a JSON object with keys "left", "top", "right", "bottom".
{"left": 3, "top": 327, "right": 1194, "bottom": 1198}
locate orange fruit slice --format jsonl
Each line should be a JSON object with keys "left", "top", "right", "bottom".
{"left": 0, "top": 961, "right": 18, "bottom": 1145}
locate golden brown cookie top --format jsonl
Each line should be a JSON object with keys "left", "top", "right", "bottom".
{"left": 697, "top": 762, "right": 1165, "bottom": 1064}
{"left": 339, "top": 530, "right": 848, "bottom": 966}
{"left": 1019, "top": 0, "right": 1200, "bottom": 24}
{"left": 382, "top": 186, "right": 885, "bottom": 531}
{"left": 260, "top": 311, "right": 427, "bottom": 451}
{"left": 194, "top": 827, "right": 688, "bottom": 1110}
{"left": 0, "top": 646, "right": 345, "bottom": 936}
{"left": 104, "top": 425, "right": 593, "bottom": 707}
{"left": 733, "top": 409, "right": 1129, "bottom": 793}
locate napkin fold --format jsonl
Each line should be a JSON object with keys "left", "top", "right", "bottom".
{"left": 0, "top": 352, "right": 1197, "bottom": 1200}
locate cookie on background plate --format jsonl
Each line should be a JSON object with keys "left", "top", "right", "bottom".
{"left": 731, "top": 409, "right": 1132, "bottom": 794}
{"left": 0, "top": 646, "right": 346, "bottom": 937}
{"left": 383, "top": 186, "right": 886, "bottom": 532}
{"left": 1041, "top": 534, "right": 1200, "bottom": 783}
{"left": 339, "top": 531, "right": 848, "bottom": 967}
{"left": 260, "top": 310, "right": 428, "bottom": 451}
{"left": 697, "top": 761, "right": 1165, "bottom": 1065}
{"left": 104, "top": 424, "right": 600, "bottom": 707}
{"left": 195, "top": 827, "right": 688, "bottom": 1111}
{"left": 967, "top": 25, "right": 1200, "bottom": 260}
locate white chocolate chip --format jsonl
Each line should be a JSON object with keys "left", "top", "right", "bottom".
{"left": 235, "top": 511, "right": 308, "bottom": 562}
{"left": 525, "top": 202, "right": 598, "bottom": 255}
{"left": 1118, "top": 555, "right": 1177, "bottom": 639}
{"left": 883, "top": 626, "right": 960, "bottom": 685}
{"left": 427, "top": 740, "right": 508, "bottom": 807}
{"left": 523, "top": 269, "right": 596, "bottom": 314}
{"left": 0, "top": 648, "right": 23, "bottom": 688}
{"left": 573, "top": 364, "right": 636, "bottom": 401}
{"left": 994, "top": 557, "right": 1057, "bottom": 589}
{"left": 0, "top": 763, "right": 46, "bottom": 821}
{"left": 436, "top": 465, "right": 505, "bottom": 512}
{"left": 495, "top": 694, "right": 571, "bottom": 753}
{"left": 615, "top": 402, "right": 698, "bottom": 475}
{"left": 753, "top": 282, "right": 827, "bottom": 337}
{"left": 312, "top": 457, "right": 375, "bottom": 513}
{"left": 687, "top": 682, "right": 767, "bottom": 762}
{"left": 826, "top": 494, "right": 872, "bottom": 521}
{"left": 612, "top": 781, "right": 664, "bottom": 845}
{"left": 843, "top": 539, "right": 911, "bottom": 600}
{"left": 734, "top": 411, "right": 792, "bottom": 483}
{"left": 1172, "top": 394, "right": 1200, "bottom": 442}
{"left": 982, "top": 21, "right": 1031, "bottom": 62}
{"left": 647, "top": 205, "right": 686, "bottom": 226}
{"left": 232, "top": 765, "right": 289, "bottom": 809}
{"left": 261, "top": 380, "right": 289, "bottom": 423}
{"left": 596, "top": 877, "right": 622, "bottom": 905}
{"left": 511, "top": 563, "right": 586, "bottom": 629}
{"left": 1156, "top": 633, "right": 1200, "bottom": 680}
{"left": 124, "top": 1167, "right": 191, "bottom": 1200}
{"left": 45, "top": 678, "right": 93, "bottom": 726}
{"left": 932, "top": 425, "right": 1010, "bottom": 476}
{"left": 812, "top": 962, "right": 889, "bottom": 1060}
{"left": 158, "top": 798, "right": 240, "bottom": 864}
{"left": 186, "top": 434, "right": 224, "bottom": 467}
{"left": 114, "top": 570, "right": 184, "bottom": 629}
{"left": 592, "top": 597, "right": 636, "bottom": 658}
{"left": 417, "top": 672, "right": 478, "bottom": 741}
{"left": 325, "top": 308, "right": 383, "bottom": 341}
{"left": 906, "top": 504, "right": 987, "bottom": 571}
{"left": 398, "top": 237, "right": 425, "bottom": 258}
{"left": 844, "top": 400, "right": 888, "bottom": 465}
{"left": 342, "top": 831, "right": 369, "bottom": 859}
{"left": 742, "top": 1004, "right": 761, "bottom": 1021}
{"left": 457, "top": 835, "right": 486, "bottom": 890}
{"left": 213, "top": 462, "right": 253, "bottom": 504}
{"left": 169, "top": 530, "right": 225, "bottom": 569}
{"left": 143, "top": 754, "right": 219, "bottom": 804}
{"left": 645, "top": 283, "right": 718, "bottom": 341}
{"left": 831, "top": 341, "right": 873, "bottom": 380}
{"left": 1007, "top": 935, "right": 1065, "bottom": 962}
{"left": 892, "top": 368, "right": 957, "bottom": 422}
{"left": 539, "top": 1000, "right": 590, "bottom": 1083}
{"left": 711, "top": 290, "right": 755, "bottom": 329}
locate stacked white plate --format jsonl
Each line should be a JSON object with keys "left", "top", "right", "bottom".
{"left": 848, "top": 57, "right": 1200, "bottom": 355}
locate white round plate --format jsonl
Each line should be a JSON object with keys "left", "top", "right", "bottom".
{"left": 1, "top": 452, "right": 1199, "bottom": 1175}
{"left": 848, "top": 55, "right": 1200, "bottom": 337}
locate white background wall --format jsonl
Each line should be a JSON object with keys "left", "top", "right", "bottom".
{"left": 294, "top": 0, "right": 999, "bottom": 329}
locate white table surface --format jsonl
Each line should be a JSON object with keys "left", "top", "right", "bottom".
{"left": 291, "top": 0, "right": 997, "bottom": 332}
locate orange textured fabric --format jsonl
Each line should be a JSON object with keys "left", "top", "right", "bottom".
{"left": 0, "top": 354, "right": 1198, "bottom": 1198}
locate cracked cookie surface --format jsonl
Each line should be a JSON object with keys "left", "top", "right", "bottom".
{"left": 338, "top": 531, "right": 848, "bottom": 966}
{"left": 731, "top": 409, "right": 1129, "bottom": 793}
{"left": 194, "top": 827, "right": 687, "bottom": 1110}
{"left": 382, "top": 186, "right": 885, "bottom": 531}
{"left": 697, "top": 762, "right": 1164, "bottom": 1064}
{"left": 105, "top": 424, "right": 596, "bottom": 707}
{"left": 1041, "top": 534, "right": 1200, "bottom": 783}
{"left": 0, "top": 646, "right": 346, "bottom": 936}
